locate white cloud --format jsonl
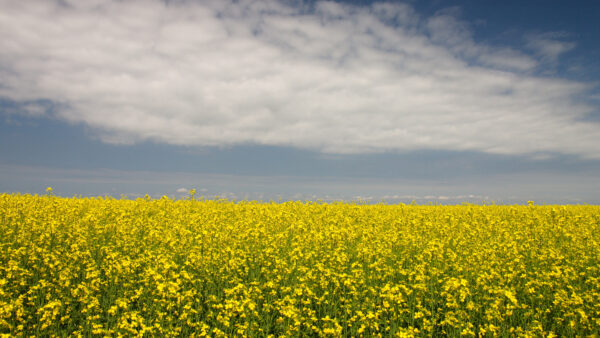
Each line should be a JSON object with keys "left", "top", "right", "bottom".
{"left": 2, "top": 101, "right": 50, "bottom": 117}
{"left": 525, "top": 32, "right": 576, "bottom": 63}
{"left": 425, "top": 8, "right": 538, "bottom": 71}
{"left": 176, "top": 187, "right": 188, "bottom": 193}
{"left": 0, "top": 0, "right": 598, "bottom": 158}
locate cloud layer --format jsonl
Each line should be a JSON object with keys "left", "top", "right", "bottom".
{"left": 2, "top": 164, "right": 599, "bottom": 204}
{"left": 1, "top": 0, "right": 599, "bottom": 158}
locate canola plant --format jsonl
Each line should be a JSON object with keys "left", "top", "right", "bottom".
{"left": 0, "top": 193, "right": 599, "bottom": 337}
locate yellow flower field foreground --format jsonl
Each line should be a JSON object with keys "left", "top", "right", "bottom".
{"left": 1, "top": 194, "right": 599, "bottom": 337}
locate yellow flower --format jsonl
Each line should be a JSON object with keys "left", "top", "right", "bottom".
{"left": 0, "top": 193, "right": 598, "bottom": 336}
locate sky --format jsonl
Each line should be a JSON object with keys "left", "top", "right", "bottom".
{"left": 1, "top": 0, "right": 599, "bottom": 204}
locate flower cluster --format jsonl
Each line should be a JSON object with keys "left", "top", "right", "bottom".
{"left": 0, "top": 194, "right": 599, "bottom": 336}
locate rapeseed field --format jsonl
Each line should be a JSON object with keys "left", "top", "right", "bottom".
{"left": 0, "top": 193, "right": 599, "bottom": 337}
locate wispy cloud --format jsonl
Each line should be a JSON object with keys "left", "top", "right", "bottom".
{"left": 525, "top": 32, "right": 576, "bottom": 64}
{"left": 425, "top": 8, "right": 538, "bottom": 71}
{"left": 0, "top": 0, "right": 598, "bottom": 158}
{"left": 2, "top": 164, "right": 599, "bottom": 204}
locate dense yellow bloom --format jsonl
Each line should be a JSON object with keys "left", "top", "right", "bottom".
{"left": 0, "top": 194, "right": 599, "bottom": 336}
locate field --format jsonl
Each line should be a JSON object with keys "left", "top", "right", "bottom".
{"left": 1, "top": 193, "right": 599, "bottom": 337}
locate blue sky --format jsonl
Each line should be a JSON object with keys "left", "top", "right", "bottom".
{"left": 1, "top": 0, "right": 599, "bottom": 204}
